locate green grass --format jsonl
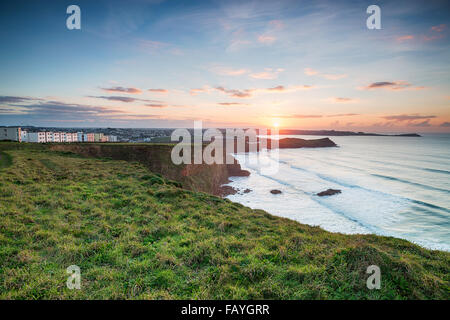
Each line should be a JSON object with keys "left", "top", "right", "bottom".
{"left": 0, "top": 151, "right": 13, "bottom": 169}
{"left": 0, "top": 146, "right": 448, "bottom": 299}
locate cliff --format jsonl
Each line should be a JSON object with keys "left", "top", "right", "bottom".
{"left": 48, "top": 143, "right": 247, "bottom": 195}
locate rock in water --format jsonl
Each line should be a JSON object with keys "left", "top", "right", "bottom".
{"left": 317, "top": 189, "right": 341, "bottom": 197}
{"left": 270, "top": 189, "right": 282, "bottom": 194}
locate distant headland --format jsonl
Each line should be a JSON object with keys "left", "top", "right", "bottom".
{"left": 278, "top": 129, "right": 421, "bottom": 137}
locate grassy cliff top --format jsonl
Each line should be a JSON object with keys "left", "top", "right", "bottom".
{"left": 0, "top": 146, "right": 448, "bottom": 299}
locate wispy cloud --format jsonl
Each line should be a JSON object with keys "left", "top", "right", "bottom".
{"left": 210, "top": 66, "right": 250, "bottom": 76}
{"left": 431, "top": 24, "right": 446, "bottom": 32}
{"left": 190, "top": 86, "right": 212, "bottom": 96}
{"left": 250, "top": 68, "right": 284, "bottom": 80}
{"left": 362, "top": 81, "right": 425, "bottom": 91}
{"left": 257, "top": 34, "right": 276, "bottom": 44}
{"left": 382, "top": 114, "right": 436, "bottom": 122}
{"left": 145, "top": 104, "right": 169, "bottom": 108}
{"left": 396, "top": 35, "right": 414, "bottom": 42}
{"left": 304, "top": 68, "right": 347, "bottom": 80}
{"left": 274, "top": 113, "right": 358, "bottom": 119}
{"left": 214, "top": 84, "right": 314, "bottom": 98}
{"left": 101, "top": 87, "right": 142, "bottom": 94}
{"left": 0, "top": 96, "right": 42, "bottom": 103}
{"left": 218, "top": 102, "right": 248, "bottom": 106}
{"left": 409, "top": 120, "right": 431, "bottom": 127}
{"left": 304, "top": 68, "right": 319, "bottom": 76}
{"left": 327, "top": 97, "right": 356, "bottom": 103}
{"left": 148, "top": 89, "right": 169, "bottom": 93}
{"left": 440, "top": 122, "right": 450, "bottom": 127}
{"left": 89, "top": 96, "right": 162, "bottom": 103}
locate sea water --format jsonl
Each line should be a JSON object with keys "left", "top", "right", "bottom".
{"left": 225, "top": 134, "right": 450, "bottom": 251}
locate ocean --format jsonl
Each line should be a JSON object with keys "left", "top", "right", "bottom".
{"left": 225, "top": 134, "right": 450, "bottom": 251}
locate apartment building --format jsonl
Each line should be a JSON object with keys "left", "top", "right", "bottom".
{"left": 28, "top": 132, "right": 46, "bottom": 143}
{"left": 0, "top": 127, "right": 22, "bottom": 142}
{"left": 2, "top": 126, "right": 116, "bottom": 144}
{"left": 85, "top": 133, "right": 95, "bottom": 142}
{"left": 53, "top": 132, "right": 61, "bottom": 142}
{"left": 94, "top": 133, "right": 104, "bottom": 142}
{"left": 108, "top": 135, "right": 118, "bottom": 142}
{"left": 21, "top": 130, "right": 28, "bottom": 142}
{"left": 45, "top": 132, "right": 53, "bottom": 143}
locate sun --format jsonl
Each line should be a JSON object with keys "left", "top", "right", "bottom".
{"left": 273, "top": 122, "right": 279, "bottom": 128}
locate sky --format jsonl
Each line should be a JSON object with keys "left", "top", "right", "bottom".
{"left": 0, "top": 0, "right": 449, "bottom": 132}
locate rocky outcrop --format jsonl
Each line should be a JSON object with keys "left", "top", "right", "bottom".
{"left": 317, "top": 189, "right": 341, "bottom": 197}
{"left": 226, "top": 137, "right": 337, "bottom": 152}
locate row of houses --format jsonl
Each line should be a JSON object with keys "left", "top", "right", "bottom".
{"left": 0, "top": 127, "right": 117, "bottom": 143}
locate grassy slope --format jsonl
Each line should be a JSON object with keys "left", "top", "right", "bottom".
{"left": 0, "top": 146, "right": 448, "bottom": 299}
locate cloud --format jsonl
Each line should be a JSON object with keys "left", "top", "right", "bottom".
{"left": 190, "top": 86, "right": 212, "bottom": 96}
{"left": 304, "top": 68, "right": 319, "bottom": 76}
{"left": 304, "top": 68, "right": 347, "bottom": 80}
{"left": 381, "top": 114, "right": 436, "bottom": 122}
{"left": 215, "top": 86, "right": 252, "bottom": 98}
{"left": 89, "top": 96, "right": 138, "bottom": 103}
{"left": 214, "top": 84, "right": 314, "bottom": 98}
{"left": 145, "top": 104, "right": 169, "bottom": 108}
{"left": 268, "top": 20, "right": 284, "bottom": 30}
{"left": 431, "top": 24, "right": 446, "bottom": 32}
{"left": 322, "top": 74, "right": 347, "bottom": 80}
{"left": 210, "top": 66, "right": 250, "bottom": 76}
{"left": 278, "top": 114, "right": 323, "bottom": 119}
{"left": 218, "top": 102, "right": 248, "bottom": 106}
{"left": 440, "top": 122, "right": 450, "bottom": 127}
{"left": 0, "top": 96, "right": 41, "bottom": 103}
{"left": 327, "top": 97, "right": 356, "bottom": 103}
{"left": 101, "top": 87, "right": 142, "bottom": 94}
{"left": 363, "top": 81, "right": 425, "bottom": 91}
{"left": 257, "top": 34, "right": 276, "bottom": 44}
{"left": 327, "top": 113, "right": 359, "bottom": 117}
{"left": 89, "top": 96, "right": 161, "bottom": 103}
{"left": 409, "top": 120, "right": 431, "bottom": 127}
{"left": 0, "top": 100, "right": 124, "bottom": 118}
{"left": 250, "top": 68, "right": 284, "bottom": 80}
{"left": 396, "top": 35, "right": 414, "bottom": 42}
{"left": 148, "top": 89, "right": 169, "bottom": 93}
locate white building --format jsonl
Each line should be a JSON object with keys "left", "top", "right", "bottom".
{"left": 21, "top": 130, "right": 28, "bottom": 142}
{"left": 0, "top": 127, "right": 22, "bottom": 142}
{"left": 53, "top": 132, "right": 61, "bottom": 142}
{"left": 77, "top": 132, "right": 84, "bottom": 142}
{"left": 28, "top": 132, "right": 46, "bottom": 143}
{"left": 108, "top": 135, "right": 118, "bottom": 142}
{"left": 45, "top": 132, "right": 53, "bottom": 143}
{"left": 71, "top": 132, "right": 78, "bottom": 142}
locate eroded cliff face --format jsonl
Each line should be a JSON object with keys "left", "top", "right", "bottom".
{"left": 48, "top": 144, "right": 247, "bottom": 195}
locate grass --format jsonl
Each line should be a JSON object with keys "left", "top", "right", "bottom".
{"left": 0, "top": 145, "right": 448, "bottom": 299}
{"left": 0, "top": 151, "right": 13, "bottom": 169}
